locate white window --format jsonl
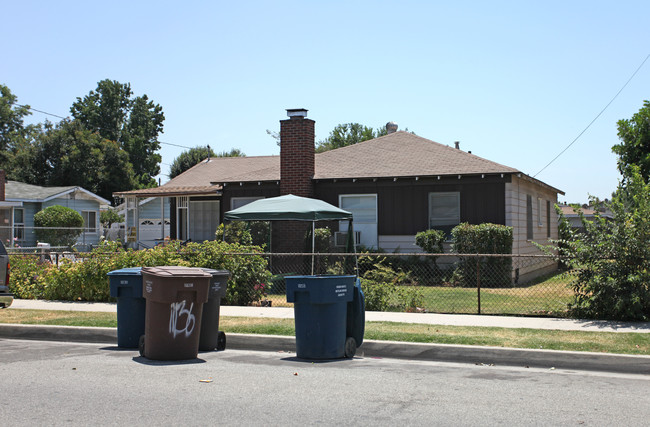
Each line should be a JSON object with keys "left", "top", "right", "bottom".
{"left": 339, "top": 194, "right": 378, "bottom": 248}
{"left": 231, "top": 196, "right": 264, "bottom": 210}
{"left": 429, "top": 192, "right": 460, "bottom": 234}
{"left": 82, "top": 211, "right": 97, "bottom": 233}
{"left": 14, "top": 208, "right": 24, "bottom": 241}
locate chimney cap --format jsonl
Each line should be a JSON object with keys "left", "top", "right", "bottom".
{"left": 286, "top": 108, "right": 308, "bottom": 118}
{"left": 386, "top": 122, "right": 398, "bottom": 134}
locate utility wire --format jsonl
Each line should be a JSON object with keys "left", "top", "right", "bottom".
{"left": 534, "top": 53, "right": 650, "bottom": 178}
{"left": 10, "top": 102, "right": 195, "bottom": 150}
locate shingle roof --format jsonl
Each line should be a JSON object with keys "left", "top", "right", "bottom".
{"left": 115, "top": 131, "right": 558, "bottom": 197}
{"left": 5, "top": 181, "right": 110, "bottom": 204}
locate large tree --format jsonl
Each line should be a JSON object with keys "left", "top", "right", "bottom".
{"left": 12, "top": 119, "right": 136, "bottom": 201}
{"left": 70, "top": 79, "right": 164, "bottom": 188}
{"left": 612, "top": 100, "right": 650, "bottom": 181}
{"left": 169, "top": 146, "right": 245, "bottom": 179}
{"left": 315, "top": 123, "right": 388, "bottom": 153}
{"left": 0, "top": 84, "right": 32, "bottom": 167}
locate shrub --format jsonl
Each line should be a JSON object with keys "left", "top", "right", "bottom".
{"left": 34, "top": 205, "right": 84, "bottom": 248}
{"left": 543, "top": 168, "right": 650, "bottom": 320}
{"left": 8, "top": 255, "right": 51, "bottom": 299}
{"left": 451, "top": 223, "right": 513, "bottom": 288}
{"left": 415, "top": 229, "right": 445, "bottom": 254}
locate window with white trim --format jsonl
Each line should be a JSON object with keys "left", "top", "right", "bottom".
{"left": 428, "top": 192, "right": 460, "bottom": 235}
{"left": 231, "top": 196, "right": 264, "bottom": 210}
{"left": 14, "top": 208, "right": 24, "bottom": 241}
{"left": 82, "top": 211, "right": 97, "bottom": 233}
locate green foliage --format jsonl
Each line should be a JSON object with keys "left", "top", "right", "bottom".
{"left": 12, "top": 239, "right": 272, "bottom": 305}
{"left": 169, "top": 145, "right": 216, "bottom": 179}
{"left": 34, "top": 205, "right": 84, "bottom": 248}
{"left": 70, "top": 79, "right": 164, "bottom": 189}
{"left": 545, "top": 168, "right": 650, "bottom": 320}
{"left": 0, "top": 84, "right": 32, "bottom": 167}
{"left": 9, "top": 119, "right": 136, "bottom": 201}
{"left": 415, "top": 229, "right": 445, "bottom": 254}
{"left": 612, "top": 100, "right": 650, "bottom": 182}
{"left": 216, "top": 222, "right": 252, "bottom": 245}
{"left": 169, "top": 146, "right": 246, "bottom": 179}
{"left": 451, "top": 223, "right": 513, "bottom": 288}
{"left": 315, "top": 123, "right": 388, "bottom": 153}
{"left": 358, "top": 256, "right": 423, "bottom": 312}
{"left": 100, "top": 208, "right": 124, "bottom": 229}
{"left": 7, "top": 255, "right": 51, "bottom": 299}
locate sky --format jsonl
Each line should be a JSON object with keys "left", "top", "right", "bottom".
{"left": 2, "top": 0, "right": 649, "bottom": 204}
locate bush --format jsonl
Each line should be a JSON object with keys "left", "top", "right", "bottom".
{"left": 415, "top": 229, "right": 445, "bottom": 254}
{"left": 544, "top": 168, "right": 650, "bottom": 320}
{"left": 14, "top": 239, "right": 272, "bottom": 305}
{"left": 8, "top": 255, "right": 51, "bottom": 299}
{"left": 451, "top": 223, "right": 513, "bottom": 288}
{"left": 34, "top": 205, "right": 84, "bottom": 248}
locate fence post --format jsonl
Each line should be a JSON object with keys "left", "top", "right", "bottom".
{"left": 476, "top": 256, "right": 481, "bottom": 314}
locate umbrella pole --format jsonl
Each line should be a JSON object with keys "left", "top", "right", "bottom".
{"left": 311, "top": 221, "right": 315, "bottom": 275}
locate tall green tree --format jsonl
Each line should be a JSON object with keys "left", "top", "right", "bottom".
{"left": 612, "top": 100, "right": 650, "bottom": 181}
{"left": 0, "top": 84, "right": 32, "bottom": 167}
{"left": 13, "top": 119, "right": 136, "bottom": 201}
{"left": 315, "top": 123, "right": 388, "bottom": 153}
{"left": 169, "top": 146, "right": 245, "bottom": 179}
{"left": 70, "top": 79, "right": 164, "bottom": 188}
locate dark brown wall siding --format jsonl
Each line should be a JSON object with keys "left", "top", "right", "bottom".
{"left": 315, "top": 178, "right": 506, "bottom": 235}
{"left": 221, "top": 185, "right": 280, "bottom": 218}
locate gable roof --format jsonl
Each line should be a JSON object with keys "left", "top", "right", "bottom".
{"left": 115, "top": 131, "right": 561, "bottom": 197}
{"left": 5, "top": 181, "right": 111, "bottom": 205}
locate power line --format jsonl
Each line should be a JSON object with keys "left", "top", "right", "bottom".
{"left": 11, "top": 102, "right": 196, "bottom": 150}
{"left": 534, "top": 53, "right": 650, "bottom": 178}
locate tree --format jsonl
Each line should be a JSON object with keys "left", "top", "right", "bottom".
{"left": 315, "top": 123, "right": 388, "bottom": 153}
{"left": 70, "top": 79, "right": 164, "bottom": 188}
{"left": 612, "top": 100, "right": 650, "bottom": 181}
{"left": 12, "top": 119, "right": 136, "bottom": 201}
{"left": 0, "top": 84, "right": 32, "bottom": 167}
{"left": 169, "top": 146, "right": 245, "bottom": 179}
{"left": 546, "top": 167, "right": 650, "bottom": 320}
{"left": 34, "top": 205, "right": 84, "bottom": 248}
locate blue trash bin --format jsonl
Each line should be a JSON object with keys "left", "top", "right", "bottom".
{"left": 108, "top": 267, "right": 145, "bottom": 348}
{"left": 286, "top": 275, "right": 363, "bottom": 359}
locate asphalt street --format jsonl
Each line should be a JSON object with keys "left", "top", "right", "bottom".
{"left": 2, "top": 339, "right": 649, "bottom": 426}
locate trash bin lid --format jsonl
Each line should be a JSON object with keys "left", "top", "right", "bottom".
{"left": 107, "top": 267, "right": 143, "bottom": 276}
{"left": 141, "top": 266, "right": 211, "bottom": 278}
{"left": 200, "top": 268, "right": 231, "bottom": 276}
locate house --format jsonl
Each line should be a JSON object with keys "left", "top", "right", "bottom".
{"left": 0, "top": 170, "right": 110, "bottom": 249}
{"left": 558, "top": 203, "right": 612, "bottom": 231}
{"left": 109, "top": 197, "right": 172, "bottom": 248}
{"left": 115, "top": 109, "right": 564, "bottom": 281}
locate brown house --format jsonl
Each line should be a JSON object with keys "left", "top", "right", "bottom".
{"left": 115, "top": 109, "right": 563, "bottom": 280}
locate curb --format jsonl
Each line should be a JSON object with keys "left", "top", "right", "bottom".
{"left": 1, "top": 324, "right": 649, "bottom": 375}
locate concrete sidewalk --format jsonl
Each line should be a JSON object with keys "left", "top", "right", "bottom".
{"left": 9, "top": 299, "right": 650, "bottom": 333}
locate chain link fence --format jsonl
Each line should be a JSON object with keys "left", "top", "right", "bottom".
{"left": 8, "top": 248, "right": 574, "bottom": 316}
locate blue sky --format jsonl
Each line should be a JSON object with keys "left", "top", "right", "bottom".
{"left": 3, "top": 1, "right": 649, "bottom": 203}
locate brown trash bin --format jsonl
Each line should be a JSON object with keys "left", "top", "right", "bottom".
{"left": 140, "top": 266, "right": 211, "bottom": 360}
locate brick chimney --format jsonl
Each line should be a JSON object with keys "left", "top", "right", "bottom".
{"left": 280, "top": 109, "right": 315, "bottom": 197}
{"left": 0, "top": 170, "right": 5, "bottom": 202}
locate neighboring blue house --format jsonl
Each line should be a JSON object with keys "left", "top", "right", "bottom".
{"left": 0, "top": 177, "right": 110, "bottom": 249}
{"left": 112, "top": 197, "right": 171, "bottom": 249}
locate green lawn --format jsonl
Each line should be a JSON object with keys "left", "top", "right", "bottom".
{"left": 1, "top": 309, "right": 647, "bottom": 355}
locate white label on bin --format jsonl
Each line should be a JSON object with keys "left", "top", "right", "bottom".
{"left": 298, "top": 283, "right": 306, "bottom": 289}
{"left": 184, "top": 282, "right": 193, "bottom": 288}
{"left": 120, "top": 280, "right": 128, "bottom": 285}
{"left": 335, "top": 285, "right": 347, "bottom": 297}
{"left": 169, "top": 300, "right": 195, "bottom": 338}
{"left": 145, "top": 280, "right": 153, "bottom": 294}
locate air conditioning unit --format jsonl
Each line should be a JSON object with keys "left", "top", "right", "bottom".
{"left": 334, "top": 231, "right": 361, "bottom": 247}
